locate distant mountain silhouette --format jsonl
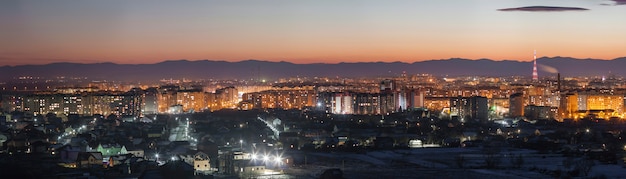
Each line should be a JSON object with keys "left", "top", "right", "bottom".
{"left": 1, "top": 57, "right": 625, "bottom": 81}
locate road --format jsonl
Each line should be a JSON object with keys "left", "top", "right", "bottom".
{"left": 168, "top": 116, "right": 197, "bottom": 145}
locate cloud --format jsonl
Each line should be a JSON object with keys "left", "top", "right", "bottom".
{"left": 498, "top": 6, "right": 589, "bottom": 12}
{"left": 610, "top": 0, "right": 626, "bottom": 5}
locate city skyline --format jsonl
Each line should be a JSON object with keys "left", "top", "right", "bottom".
{"left": 2, "top": 0, "right": 626, "bottom": 66}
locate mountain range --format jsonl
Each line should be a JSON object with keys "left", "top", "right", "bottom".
{"left": 1, "top": 57, "right": 625, "bottom": 81}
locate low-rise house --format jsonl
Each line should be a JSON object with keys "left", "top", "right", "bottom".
{"left": 127, "top": 148, "right": 145, "bottom": 158}
{"left": 193, "top": 151, "right": 213, "bottom": 175}
{"left": 97, "top": 143, "right": 128, "bottom": 157}
{"left": 58, "top": 144, "right": 83, "bottom": 163}
{"left": 77, "top": 152, "right": 103, "bottom": 168}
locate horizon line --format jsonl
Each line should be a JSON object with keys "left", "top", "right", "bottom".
{"left": 2, "top": 56, "right": 625, "bottom": 67}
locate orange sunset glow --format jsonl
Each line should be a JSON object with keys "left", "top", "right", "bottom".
{"left": 2, "top": 0, "right": 626, "bottom": 66}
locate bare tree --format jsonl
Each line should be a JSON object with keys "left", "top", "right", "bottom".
{"left": 509, "top": 154, "right": 524, "bottom": 168}
{"left": 485, "top": 154, "right": 502, "bottom": 169}
{"left": 562, "top": 157, "right": 574, "bottom": 170}
{"left": 575, "top": 159, "right": 594, "bottom": 176}
{"left": 455, "top": 155, "right": 465, "bottom": 168}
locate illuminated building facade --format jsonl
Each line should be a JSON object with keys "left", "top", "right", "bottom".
{"left": 21, "top": 93, "right": 66, "bottom": 116}
{"left": 561, "top": 92, "right": 625, "bottom": 119}
{"left": 88, "top": 91, "right": 142, "bottom": 116}
{"left": 332, "top": 93, "right": 353, "bottom": 114}
{"left": 528, "top": 94, "right": 560, "bottom": 107}
{"left": 353, "top": 93, "right": 379, "bottom": 115}
{"left": 584, "top": 94, "right": 623, "bottom": 113}
{"left": 401, "top": 89, "right": 425, "bottom": 110}
{"left": 142, "top": 87, "right": 158, "bottom": 115}
{"left": 316, "top": 92, "right": 381, "bottom": 115}
{"left": 450, "top": 96, "right": 488, "bottom": 121}
{"left": 4, "top": 90, "right": 143, "bottom": 117}
{"left": 176, "top": 89, "right": 206, "bottom": 112}
{"left": 424, "top": 97, "right": 450, "bottom": 112}
{"left": 157, "top": 85, "right": 179, "bottom": 113}
{"left": 489, "top": 98, "right": 509, "bottom": 119}
{"left": 509, "top": 93, "right": 524, "bottom": 118}
{"left": 316, "top": 92, "right": 335, "bottom": 113}
{"left": 242, "top": 89, "right": 315, "bottom": 109}
{"left": 524, "top": 105, "right": 557, "bottom": 120}
{"left": 155, "top": 85, "right": 240, "bottom": 113}
{"left": 379, "top": 79, "right": 397, "bottom": 114}
{"left": 215, "top": 86, "right": 239, "bottom": 109}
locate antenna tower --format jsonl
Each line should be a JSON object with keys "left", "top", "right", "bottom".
{"left": 532, "top": 50, "right": 538, "bottom": 81}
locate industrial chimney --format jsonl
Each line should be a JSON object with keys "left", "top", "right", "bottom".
{"left": 557, "top": 73, "right": 561, "bottom": 92}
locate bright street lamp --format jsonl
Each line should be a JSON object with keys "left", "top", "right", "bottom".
{"left": 274, "top": 156, "right": 282, "bottom": 163}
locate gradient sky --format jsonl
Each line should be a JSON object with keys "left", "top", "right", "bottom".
{"left": 1, "top": 0, "right": 625, "bottom": 66}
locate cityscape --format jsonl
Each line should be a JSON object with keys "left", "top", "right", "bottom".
{"left": 2, "top": 0, "right": 626, "bottom": 179}
{"left": 3, "top": 59, "right": 626, "bottom": 178}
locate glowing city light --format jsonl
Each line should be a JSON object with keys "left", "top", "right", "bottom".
{"left": 274, "top": 156, "right": 282, "bottom": 163}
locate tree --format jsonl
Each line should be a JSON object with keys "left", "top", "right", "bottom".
{"left": 455, "top": 155, "right": 466, "bottom": 168}
{"left": 575, "top": 159, "right": 594, "bottom": 176}
{"left": 485, "top": 154, "right": 502, "bottom": 169}
{"left": 562, "top": 157, "right": 574, "bottom": 170}
{"left": 510, "top": 154, "right": 524, "bottom": 168}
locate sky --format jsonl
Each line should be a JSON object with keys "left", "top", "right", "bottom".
{"left": 1, "top": 0, "right": 626, "bottom": 66}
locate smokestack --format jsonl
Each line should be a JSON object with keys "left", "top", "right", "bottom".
{"left": 557, "top": 73, "right": 561, "bottom": 92}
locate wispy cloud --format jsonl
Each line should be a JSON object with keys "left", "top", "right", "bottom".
{"left": 498, "top": 6, "right": 589, "bottom": 12}
{"left": 607, "top": 0, "right": 626, "bottom": 5}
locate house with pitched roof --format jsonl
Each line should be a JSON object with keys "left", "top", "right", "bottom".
{"left": 76, "top": 152, "right": 103, "bottom": 168}
{"left": 193, "top": 151, "right": 213, "bottom": 175}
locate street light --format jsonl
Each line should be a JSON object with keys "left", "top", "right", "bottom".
{"left": 274, "top": 156, "right": 282, "bottom": 163}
